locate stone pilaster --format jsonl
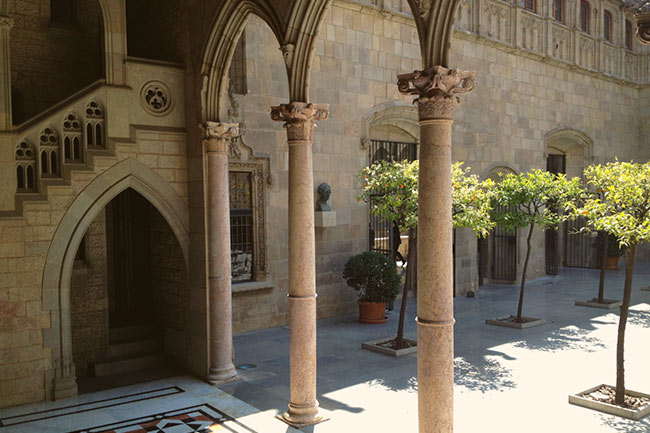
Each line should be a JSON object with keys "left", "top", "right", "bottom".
{"left": 0, "top": 15, "right": 13, "bottom": 131}
{"left": 270, "top": 102, "right": 328, "bottom": 428}
{"left": 397, "top": 66, "right": 475, "bottom": 433}
{"left": 202, "top": 121, "right": 239, "bottom": 384}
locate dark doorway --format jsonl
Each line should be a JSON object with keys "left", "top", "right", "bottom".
{"left": 106, "top": 189, "right": 154, "bottom": 327}
{"left": 545, "top": 154, "right": 565, "bottom": 275}
{"left": 491, "top": 205, "right": 517, "bottom": 281}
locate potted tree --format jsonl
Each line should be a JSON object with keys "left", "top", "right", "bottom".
{"left": 605, "top": 234, "right": 625, "bottom": 270}
{"left": 569, "top": 161, "right": 650, "bottom": 420}
{"left": 357, "top": 160, "right": 494, "bottom": 354}
{"left": 486, "top": 169, "right": 582, "bottom": 329}
{"left": 342, "top": 251, "right": 400, "bottom": 323}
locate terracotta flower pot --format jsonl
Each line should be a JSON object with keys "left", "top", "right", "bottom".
{"left": 357, "top": 300, "right": 387, "bottom": 324}
{"left": 606, "top": 256, "right": 619, "bottom": 271}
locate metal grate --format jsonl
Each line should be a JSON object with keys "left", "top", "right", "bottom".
{"left": 565, "top": 215, "right": 600, "bottom": 268}
{"left": 367, "top": 140, "right": 417, "bottom": 260}
{"left": 492, "top": 205, "right": 517, "bottom": 281}
{"left": 229, "top": 172, "right": 253, "bottom": 281}
{"left": 545, "top": 154, "right": 565, "bottom": 275}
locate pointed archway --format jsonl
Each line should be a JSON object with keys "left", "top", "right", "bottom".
{"left": 42, "top": 158, "right": 189, "bottom": 400}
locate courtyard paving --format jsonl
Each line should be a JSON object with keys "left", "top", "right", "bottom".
{"left": 2, "top": 262, "right": 650, "bottom": 432}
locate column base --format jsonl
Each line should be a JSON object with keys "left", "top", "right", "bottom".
{"left": 207, "top": 365, "right": 238, "bottom": 385}
{"left": 276, "top": 401, "right": 328, "bottom": 428}
{"left": 53, "top": 376, "right": 78, "bottom": 400}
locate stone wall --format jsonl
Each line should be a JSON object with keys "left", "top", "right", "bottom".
{"left": 9, "top": 0, "right": 103, "bottom": 123}
{"left": 70, "top": 209, "right": 108, "bottom": 378}
{"left": 148, "top": 205, "right": 188, "bottom": 360}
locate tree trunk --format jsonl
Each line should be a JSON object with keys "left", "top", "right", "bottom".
{"left": 516, "top": 223, "right": 535, "bottom": 322}
{"left": 597, "top": 233, "right": 608, "bottom": 304}
{"left": 396, "top": 228, "right": 417, "bottom": 349}
{"left": 615, "top": 243, "right": 636, "bottom": 405}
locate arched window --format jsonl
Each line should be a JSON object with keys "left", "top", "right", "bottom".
{"left": 625, "top": 19, "right": 634, "bottom": 49}
{"left": 50, "top": 0, "right": 75, "bottom": 25}
{"left": 603, "top": 10, "right": 613, "bottom": 42}
{"left": 553, "top": 0, "right": 564, "bottom": 23}
{"left": 580, "top": 0, "right": 590, "bottom": 33}
{"left": 522, "top": 0, "right": 536, "bottom": 13}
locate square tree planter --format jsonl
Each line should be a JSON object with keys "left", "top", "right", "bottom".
{"left": 575, "top": 299, "right": 622, "bottom": 309}
{"left": 569, "top": 384, "right": 650, "bottom": 420}
{"left": 485, "top": 316, "right": 546, "bottom": 329}
{"left": 361, "top": 337, "right": 417, "bottom": 357}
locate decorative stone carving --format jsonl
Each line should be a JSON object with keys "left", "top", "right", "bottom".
{"left": 552, "top": 24, "right": 571, "bottom": 62}
{"left": 15, "top": 141, "right": 36, "bottom": 192}
{"left": 63, "top": 113, "right": 83, "bottom": 162}
{"left": 317, "top": 183, "right": 332, "bottom": 211}
{"left": 229, "top": 135, "right": 270, "bottom": 282}
{"left": 270, "top": 103, "right": 329, "bottom": 142}
{"left": 281, "top": 44, "right": 295, "bottom": 68}
{"left": 85, "top": 100, "right": 105, "bottom": 149}
{"left": 485, "top": 1, "right": 510, "bottom": 42}
{"left": 202, "top": 122, "right": 239, "bottom": 153}
{"left": 397, "top": 66, "right": 476, "bottom": 120}
{"left": 15, "top": 141, "right": 35, "bottom": 160}
{"left": 635, "top": 12, "right": 650, "bottom": 45}
{"left": 0, "top": 16, "right": 14, "bottom": 28}
{"left": 140, "top": 80, "right": 173, "bottom": 116}
{"left": 39, "top": 126, "right": 61, "bottom": 177}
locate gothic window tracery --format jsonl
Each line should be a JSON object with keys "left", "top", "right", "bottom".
{"left": 39, "top": 127, "right": 61, "bottom": 177}
{"left": 580, "top": 0, "right": 590, "bottom": 33}
{"left": 85, "top": 100, "right": 105, "bottom": 149}
{"left": 603, "top": 10, "right": 613, "bottom": 42}
{"left": 227, "top": 137, "right": 270, "bottom": 282}
{"left": 521, "top": 0, "right": 536, "bottom": 13}
{"left": 15, "top": 141, "right": 37, "bottom": 192}
{"left": 625, "top": 19, "right": 633, "bottom": 49}
{"left": 63, "top": 113, "right": 83, "bottom": 162}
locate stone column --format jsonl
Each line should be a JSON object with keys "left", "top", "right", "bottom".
{"left": 202, "top": 122, "right": 239, "bottom": 384}
{"left": 0, "top": 15, "right": 13, "bottom": 131}
{"left": 271, "top": 102, "right": 329, "bottom": 428}
{"left": 397, "top": 66, "right": 475, "bottom": 433}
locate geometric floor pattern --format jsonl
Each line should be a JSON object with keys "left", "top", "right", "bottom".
{"left": 68, "top": 404, "right": 254, "bottom": 433}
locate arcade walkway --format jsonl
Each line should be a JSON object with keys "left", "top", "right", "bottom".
{"left": 2, "top": 263, "right": 650, "bottom": 432}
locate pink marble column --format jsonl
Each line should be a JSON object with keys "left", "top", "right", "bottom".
{"left": 271, "top": 102, "right": 329, "bottom": 428}
{"left": 203, "top": 122, "right": 239, "bottom": 384}
{"left": 397, "top": 66, "right": 475, "bottom": 433}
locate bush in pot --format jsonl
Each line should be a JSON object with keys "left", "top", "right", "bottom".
{"left": 342, "top": 251, "right": 400, "bottom": 323}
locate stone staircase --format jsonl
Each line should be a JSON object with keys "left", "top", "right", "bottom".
{"left": 89, "top": 324, "right": 167, "bottom": 378}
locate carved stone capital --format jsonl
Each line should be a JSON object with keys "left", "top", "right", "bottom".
{"left": 201, "top": 122, "right": 239, "bottom": 153}
{"left": 270, "top": 102, "right": 329, "bottom": 143}
{"left": 398, "top": 66, "right": 475, "bottom": 121}
{"left": 416, "top": 96, "right": 459, "bottom": 121}
{"left": 0, "top": 16, "right": 14, "bottom": 29}
{"left": 635, "top": 12, "right": 650, "bottom": 45}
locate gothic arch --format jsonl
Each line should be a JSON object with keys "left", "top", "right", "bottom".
{"left": 42, "top": 158, "right": 189, "bottom": 398}
{"left": 200, "top": 0, "right": 332, "bottom": 122}
{"left": 406, "top": 0, "right": 462, "bottom": 67}
{"left": 545, "top": 128, "right": 593, "bottom": 178}
{"left": 361, "top": 102, "right": 420, "bottom": 146}
{"left": 482, "top": 163, "right": 518, "bottom": 180}
{"left": 200, "top": 1, "right": 285, "bottom": 122}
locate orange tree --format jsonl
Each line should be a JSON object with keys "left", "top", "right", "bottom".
{"left": 493, "top": 169, "right": 582, "bottom": 323}
{"left": 571, "top": 161, "right": 650, "bottom": 404}
{"left": 358, "top": 160, "right": 494, "bottom": 349}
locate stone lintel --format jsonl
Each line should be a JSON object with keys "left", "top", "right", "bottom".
{"left": 270, "top": 102, "right": 329, "bottom": 143}
{"left": 201, "top": 122, "right": 239, "bottom": 153}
